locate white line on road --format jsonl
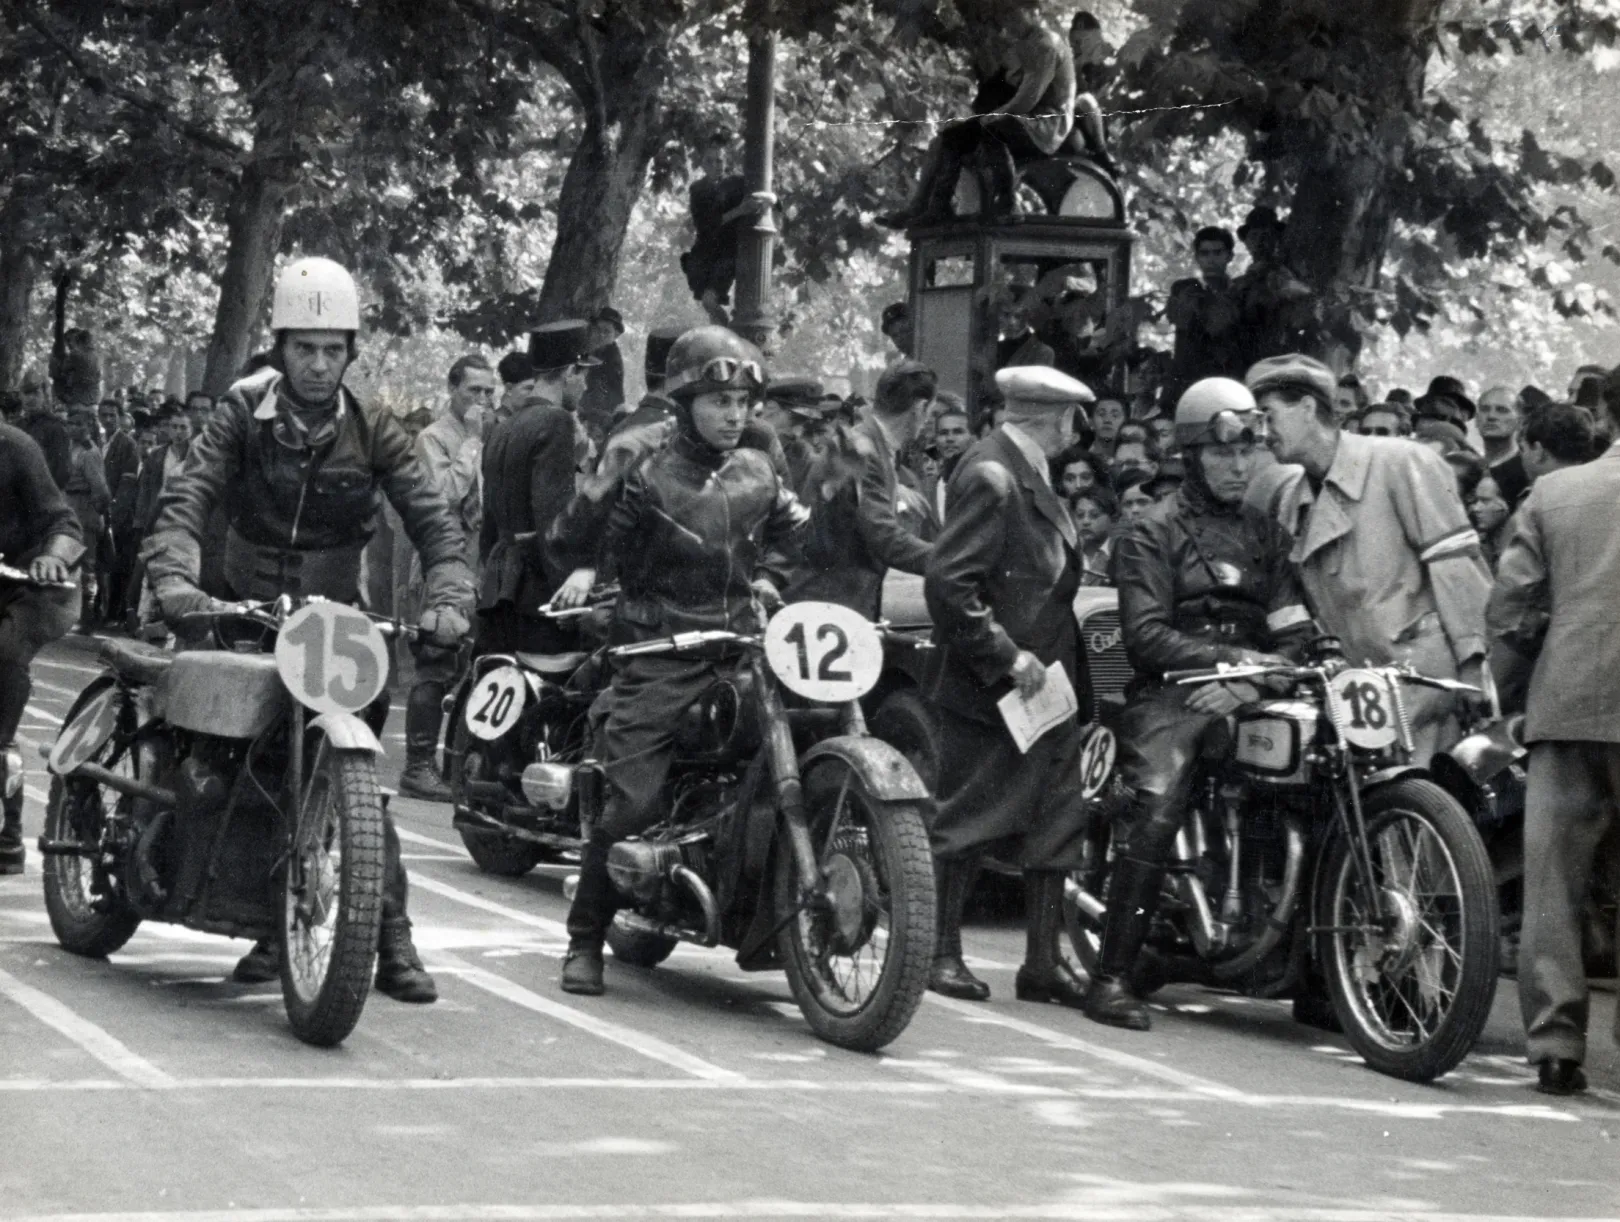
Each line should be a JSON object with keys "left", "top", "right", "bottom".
{"left": 8, "top": 1203, "right": 1620, "bottom": 1221}
{"left": 34, "top": 656, "right": 106, "bottom": 678}
{"left": 28, "top": 676, "right": 86, "bottom": 701}
{"left": 430, "top": 948, "right": 744, "bottom": 1082}
{"left": 396, "top": 827, "right": 474, "bottom": 856}
{"left": 0, "top": 964, "right": 176, "bottom": 1089}
{"left": 408, "top": 872, "right": 570, "bottom": 938}
{"left": 924, "top": 992, "right": 1249, "bottom": 1101}
{"left": 0, "top": 1075, "right": 948, "bottom": 1094}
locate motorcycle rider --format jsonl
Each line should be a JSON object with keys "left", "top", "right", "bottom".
{"left": 144, "top": 256, "right": 475, "bottom": 1003}
{"left": 1085, "top": 377, "right": 1313, "bottom": 1032}
{"left": 546, "top": 325, "right": 809, "bottom": 996}
{"left": 0, "top": 425, "right": 83, "bottom": 873}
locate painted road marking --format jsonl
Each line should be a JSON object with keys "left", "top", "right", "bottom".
{"left": 408, "top": 873, "right": 571, "bottom": 938}
{"left": 0, "top": 964, "right": 176, "bottom": 1089}
{"left": 925, "top": 991, "right": 1249, "bottom": 1101}
{"left": 5, "top": 1203, "right": 1620, "bottom": 1221}
{"left": 34, "top": 656, "right": 106, "bottom": 678}
{"left": 28, "top": 677, "right": 86, "bottom": 701}
{"left": 431, "top": 948, "right": 744, "bottom": 1082}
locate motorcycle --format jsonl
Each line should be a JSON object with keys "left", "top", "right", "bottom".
{"left": 550, "top": 600, "right": 937, "bottom": 1052}
{"left": 38, "top": 596, "right": 408, "bottom": 1047}
{"left": 444, "top": 590, "right": 617, "bottom": 877}
{"left": 1066, "top": 644, "right": 1501, "bottom": 1082}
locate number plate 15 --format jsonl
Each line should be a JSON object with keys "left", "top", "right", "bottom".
{"left": 275, "top": 602, "right": 390, "bottom": 716}
{"left": 1325, "top": 668, "right": 1399, "bottom": 750}
{"left": 764, "top": 601, "right": 883, "bottom": 704}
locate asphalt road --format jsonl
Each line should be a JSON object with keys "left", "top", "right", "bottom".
{"left": 3, "top": 639, "right": 1619, "bottom": 1222}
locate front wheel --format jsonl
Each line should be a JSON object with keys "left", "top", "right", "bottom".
{"left": 775, "top": 759, "right": 935, "bottom": 1052}
{"left": 1317, "top": 778, "right": 1499, "bottom": 1082}
{"left": 42, "top": 680, "right": 141, "bottom": 958}
{"left": 279, "top": 740, "right": 386, "bottom": 1047}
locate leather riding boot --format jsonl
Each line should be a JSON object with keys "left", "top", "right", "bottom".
{"left": 375, "top": 917, "right": 438, "bottom": 1003}
{"left": 1083, "top": 856, "right": 1165, "bottom": 1032}
{"left": 399, "top": 750, "right": 453, "bottom": 803}
{"left": 929, "top": 854, "right": 989, "bottom": 1001}
{"left": 0, "top": 788, "right": 24, "bottom": 876}
{"left": 232, "top": 938, "right": 279, "bottom": 984}
{"left": 561, "top": 831, "right": 617, "bottom": 996}
{"left": 1015, "top": 870, "right": 1088, "bottom": 1008}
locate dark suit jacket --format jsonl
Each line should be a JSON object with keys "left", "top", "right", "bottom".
{"left": 924, "top": 429, "right": 1091, "bottom": 725}
{"left": 785, "top": 414, "right": 931, "bottom": 618}
{"left": 478, "top": 399, "right": 577, "bottom": 614}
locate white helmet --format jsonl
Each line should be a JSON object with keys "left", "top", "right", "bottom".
{"left": 270, "top": 257, "right": 360, "bottom": 332}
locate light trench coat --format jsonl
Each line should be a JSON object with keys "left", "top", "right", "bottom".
{"left": 1266, "top": 432, "right": 1491, "bottom": 762}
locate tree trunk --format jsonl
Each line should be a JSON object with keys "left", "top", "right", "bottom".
{"left": 202, "top": 159, "right": 291, "bottom": 394}
{"left": 0, "top": 208, "right": 36, "bottom": 392}
{"left": 535, "top": 77, "right": 662, "bottom": 323}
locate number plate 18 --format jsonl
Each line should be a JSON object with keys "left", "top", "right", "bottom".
{"left": 764, "top": 601, "right": 883, "bottom": 704}
{"left": 1324, "top": 668, "right": 1399, "bottom": 750}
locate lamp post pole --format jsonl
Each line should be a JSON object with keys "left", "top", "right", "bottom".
{"left": 730, "top": 25, "right": 778, "bottom": 351}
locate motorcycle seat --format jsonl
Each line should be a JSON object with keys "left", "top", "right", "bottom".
{"left": 515, "top": 651, "right": 589, "bottom": 676}
{"left": 98, "top": 638, "right": 174, "bottom": 686}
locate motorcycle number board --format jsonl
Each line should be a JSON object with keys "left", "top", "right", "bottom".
{"left": 1078, "top": 725, "right": 1115, "bottom": 799}
{"left": 49, "top": 687, "right": 120, "bottom": 776}
{"left": 464, "top": 667, "right": 526, "bottom": 740}
{"left": 1325, "top": 668, "right": 1400, "bottom": 750}
{"left": 275, "top": 602, "right": 390, "bottom": 716}
{"left": 765, "top": 601, "right": 883, "bottom": 703}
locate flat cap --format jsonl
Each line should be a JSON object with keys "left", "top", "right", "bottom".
{"left": 1246, "top": 354, "right": 1336, "bottom": 403}
{"left": 994, "top": 365, "right": 1095, "bottom": 409}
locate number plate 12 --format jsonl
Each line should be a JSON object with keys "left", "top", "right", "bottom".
{"left": 1324, "top": 669, "right": 1399, "bottom": 750}
{"left": 764, "top": 601, "right": 883, "bottom": 704}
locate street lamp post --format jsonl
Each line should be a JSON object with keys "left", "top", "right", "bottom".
{"left": 730, "top": 27, "right": 778, "bottom": 351}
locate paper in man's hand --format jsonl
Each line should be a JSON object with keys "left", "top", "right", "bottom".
{"left": 997, "top": 661, "right": 1077, "bottom": 754}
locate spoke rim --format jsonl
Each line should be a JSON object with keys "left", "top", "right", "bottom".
{"left": 1331, "top": 810, "right": 1468, "bottom": 1052}
{"left": 284, "top": 770, "right": 342, "bottom": 1002}
{"left": 794, "top": 775, "right": 893, "bottom": 1016}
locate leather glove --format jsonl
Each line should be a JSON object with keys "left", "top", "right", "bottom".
{"left": 153, "top": 576, "right": 223, "bottom": 623}
{"left": 1185, "top": 680, "right": 1260, "bottom": 717}
{"left": 418, "top": 605, "right": 471, "bottom": 649}
{"left": 750, "top": 578, "right": 784, "bottom": 614}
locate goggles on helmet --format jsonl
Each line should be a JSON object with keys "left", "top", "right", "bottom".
{"left": 674, "top": 356, "right": 766, "bottom": 393}
{"left": 1203, "top": 409, "right": 1267, "bottom": 446}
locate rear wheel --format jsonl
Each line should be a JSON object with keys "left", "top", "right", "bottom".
{"left": 449, "top": 712, "right": 546, "bottom": 878}
{"left": 869, "top": 689, "right": 940, "bottom": 793}
{"left": 1317, "top": 778, "right": 1499, "bottom": 1082}
{"left": 42, "top": 682, "right": 141, "bottom": 958}
{"left": 775, "top": 758, "right": 935, "bottom": 1052}
{"left": 279, "top": 738, "right": 386, "bottom": 1047}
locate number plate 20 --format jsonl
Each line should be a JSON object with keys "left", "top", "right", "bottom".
{"left": 764, "top": 601, "right": 883, "bottom": 703}
{"left": 1325, "top": 668, "right": 1399, "bottom": 750}
{"left": 464, "top": 667, "right": 526, "bottom": 740}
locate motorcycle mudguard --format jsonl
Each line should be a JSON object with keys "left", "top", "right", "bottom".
{"left": 1359, "top": 764, "right": 1429, "bottom": 792}
{"left": 309, "top": 711, "right": 385, "bottom": 756}
{"left": 799, "top": 735, "right": 930, "bottom": 802}
{"left": 47, "top": 675, "right": 125, "bottom": 777}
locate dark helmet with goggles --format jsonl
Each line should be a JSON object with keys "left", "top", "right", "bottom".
{"left": 664, "top": 326, "right": 767, "bottom": 403}
{"left": 1175, "top": 377, "right": 1268, "bottom": 448}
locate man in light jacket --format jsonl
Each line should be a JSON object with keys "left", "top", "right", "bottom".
{"left": 1487, "top": 383, "right": 1620, "bottom": 1096}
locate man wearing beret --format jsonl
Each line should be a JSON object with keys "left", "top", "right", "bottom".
{"left": 1250, "top": 354, "right": 1492, "bottom": 762}
{"left": 477, "top": 321, "right": 599, "bottom": 656}
{"left": 924, "top": 364, "right": 1097, "bottom": 1009}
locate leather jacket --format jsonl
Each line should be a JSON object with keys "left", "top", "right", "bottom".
{"left": 1111, "top": 477, "right": 1312, "bottom": 682}
{"left": 146, "top": 368, "right": 472, "bottom": 609}
{"left": 552, "top": 430, "right": 807, "bottom": 638}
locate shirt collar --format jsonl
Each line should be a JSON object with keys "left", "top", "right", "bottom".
{"left": 1000, "top": 423, "right": 1051, "bottom": 489}
{"left": 1318, "top": 429, "right": 1372, "bottom": 501}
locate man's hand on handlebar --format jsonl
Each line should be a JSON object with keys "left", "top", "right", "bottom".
{"left": 417, "top": 605, "right": 471, "bottom": 649}
{"left": 750, "top": 578, "right": 784, "bottom": 615}
{"left": 1185, "top": 680, "right": 1261, "bottom": 716}
{"left": 1235, "top": 650, "right": 1295, "bottom": 693}
{"left": 552, "top": 568, "right": 598, "bottom": 612}
{"left": 29, "top": 555, "right": 71, "bottom": 586}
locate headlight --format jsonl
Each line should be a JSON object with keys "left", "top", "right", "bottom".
{"left": 520, "top": 762, "right": 574, "bottom": 810}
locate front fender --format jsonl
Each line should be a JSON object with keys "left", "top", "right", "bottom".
{"left": 309, "top": 711, "right": 385, "bottom": 756}
{"left": 799, "top": 735, "right": 930, "bottom": 802}
{"left": 1359, "top": 764, "right": 1430, "bottom": 792}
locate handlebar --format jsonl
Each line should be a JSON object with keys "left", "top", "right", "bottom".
{"left": 174, "top": 596, "right": 420, "bottom": 640}
{"left": 609, "top": 630, "right": 761, "bottom": 659}
{"left": 0, "top": 561, "right": 77, "bottom": 591}
{"left": 1164, "top": 660, "right": 1482, "bottom": 698}
{"left": 538, "top": 584, "right": 620, "bottom": 620}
